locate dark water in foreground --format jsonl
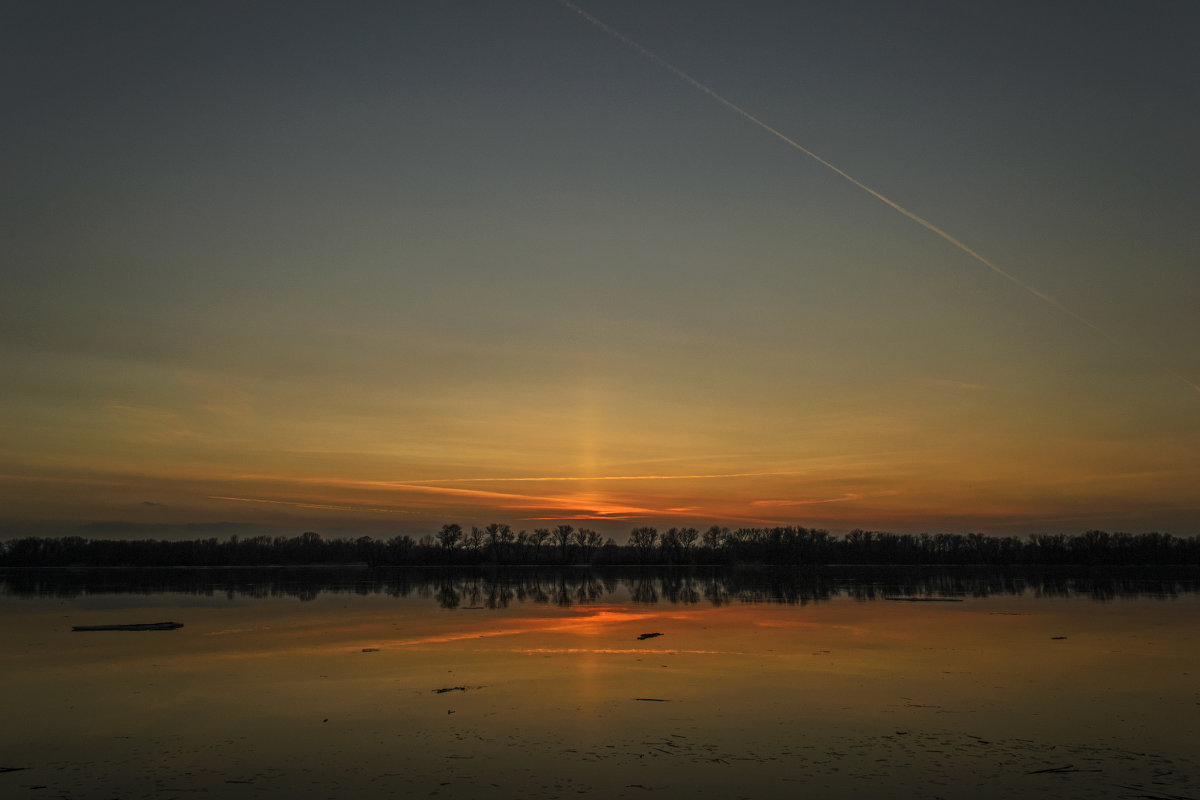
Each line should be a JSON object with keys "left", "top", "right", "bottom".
{"left": 2, "top": 567, "right": 1197, "bottom": 799}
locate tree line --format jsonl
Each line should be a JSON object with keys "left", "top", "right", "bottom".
{"left": 1, "top": 525, "right": 1197, "bottom": 567}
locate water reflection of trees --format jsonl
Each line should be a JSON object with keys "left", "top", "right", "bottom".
{"left": 2, "top": 566, "right": 1197, "bottom": 606}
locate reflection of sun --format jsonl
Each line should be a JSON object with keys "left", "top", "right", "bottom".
{"left": 549, "top": 609, "right": 656, "bottom": 636}
{"left": 379, "top": 606, "right": 658, "bottom": 648}
{"left": 575, "top": 643, "right": 602, "bottom": 720}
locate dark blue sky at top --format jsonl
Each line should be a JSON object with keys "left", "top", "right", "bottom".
{"left": 5, "top": 0, "right": 1197, "bottom": 366}
{"left": 9, "top": 0, "right": 1195, "bottom": 194}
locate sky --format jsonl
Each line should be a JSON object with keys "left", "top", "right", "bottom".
{"left": 3, "top": 0, "right": 1198, "bottom": 540}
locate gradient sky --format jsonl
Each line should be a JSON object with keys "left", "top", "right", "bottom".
{"left": 3, "top": 0, "right": 1198, "bottom": 539}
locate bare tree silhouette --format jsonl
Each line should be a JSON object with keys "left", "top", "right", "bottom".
{"left": 437, "top": 524, "right": 463, "bottom": 551}
{"left": 553, "top": 525, "right": 574, "bottom": 563}
{"left": 531, "top": 529, "right": 550, "bottom": 564}
{"left": 677, "top": 527, "right": 699, "bottom": 561}
{"left": 3, "top": 526, "right": 1195, "bottom": 569}
{"left": 629, "top": 527, "right": 658, "bottom": 561}
{"left": 573, "top": 528, "right": 601, "bottom": 562}
{"left": 465, "top": 526, "right": 484, "bottom": 556}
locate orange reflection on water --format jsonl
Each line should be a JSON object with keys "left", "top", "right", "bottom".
{"left": 508, "top": 647, "right": 743, "bottom": 655}
{"left": 385, "top": 606, "right": 658, "bottom": 648}
{"left": 3, "top": 584, "right": 1199, "bottom": 800}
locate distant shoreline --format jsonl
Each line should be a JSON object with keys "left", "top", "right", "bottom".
{"left": 2, "top": 528, "right": 1196, "bottom": 569}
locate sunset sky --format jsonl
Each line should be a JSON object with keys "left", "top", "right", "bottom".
{"left": 4, "top": 0, "right": 1198, "bottom": 539}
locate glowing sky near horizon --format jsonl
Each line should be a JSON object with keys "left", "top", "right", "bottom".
{"left": 2, "top": 1, "right": 1198, "bottom": 538}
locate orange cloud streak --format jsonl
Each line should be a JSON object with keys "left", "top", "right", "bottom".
{"left": 209, "top": 495, "right": 412, "bottom": 514}
{"left": 207, "top": 471, "right": 793, "bottom": 525}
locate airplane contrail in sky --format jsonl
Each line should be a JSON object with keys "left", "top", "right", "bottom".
{"left": 557, "top": 1, "right": 1200, "bottom": 395}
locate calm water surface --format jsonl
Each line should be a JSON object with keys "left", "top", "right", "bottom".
{"left": 2, "top": 568, "right": 1197, "bottom": 799}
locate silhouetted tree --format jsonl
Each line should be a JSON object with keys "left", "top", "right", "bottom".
{"left": 484, "top": 523, "right": 503, "bottom": 560}
{"left": 387, "top": 535, "right": 415, "bottom": 564}
{"left": 465, "top": 526, "right": 484, "bottom": 556}
{"left": 499, "top": 524, "right": 515, "bottom": 561}
{"left": 574, "top": 528, "right": 602, "bottom": 562}
{"left": 531, "top": 528, "right": 550, "bottom": 563}
{"left": 553, "top": 525, "right": 574, "bottom": 563}
{"left": 629, "top": 527, "right": 658, "bottom": 561}
{"left": 2, "top": 526, "right": 1196, "bottom": 569}
{"left": 437, "top": 524, "right": 463, "bottom": 551}
{"left": 677, "top": 527, "right": 699, "bottom": 561}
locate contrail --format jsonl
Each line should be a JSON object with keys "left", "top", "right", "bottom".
{"left": 557, "top": 1, "right": 1200, "bottom": 395}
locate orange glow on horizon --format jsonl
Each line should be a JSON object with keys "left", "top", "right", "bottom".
{"left": 6, "top": 431, "right": 1199, "bottom": 535}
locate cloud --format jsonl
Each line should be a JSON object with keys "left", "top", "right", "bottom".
{"left": 751, "top": 494, "right": 861, "bottom": 507}
{"left": 209, "top": 495, "right": 413, "bottom": 515}
{"left": 75, "top": 521, "right": 281, "bottom": 539}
